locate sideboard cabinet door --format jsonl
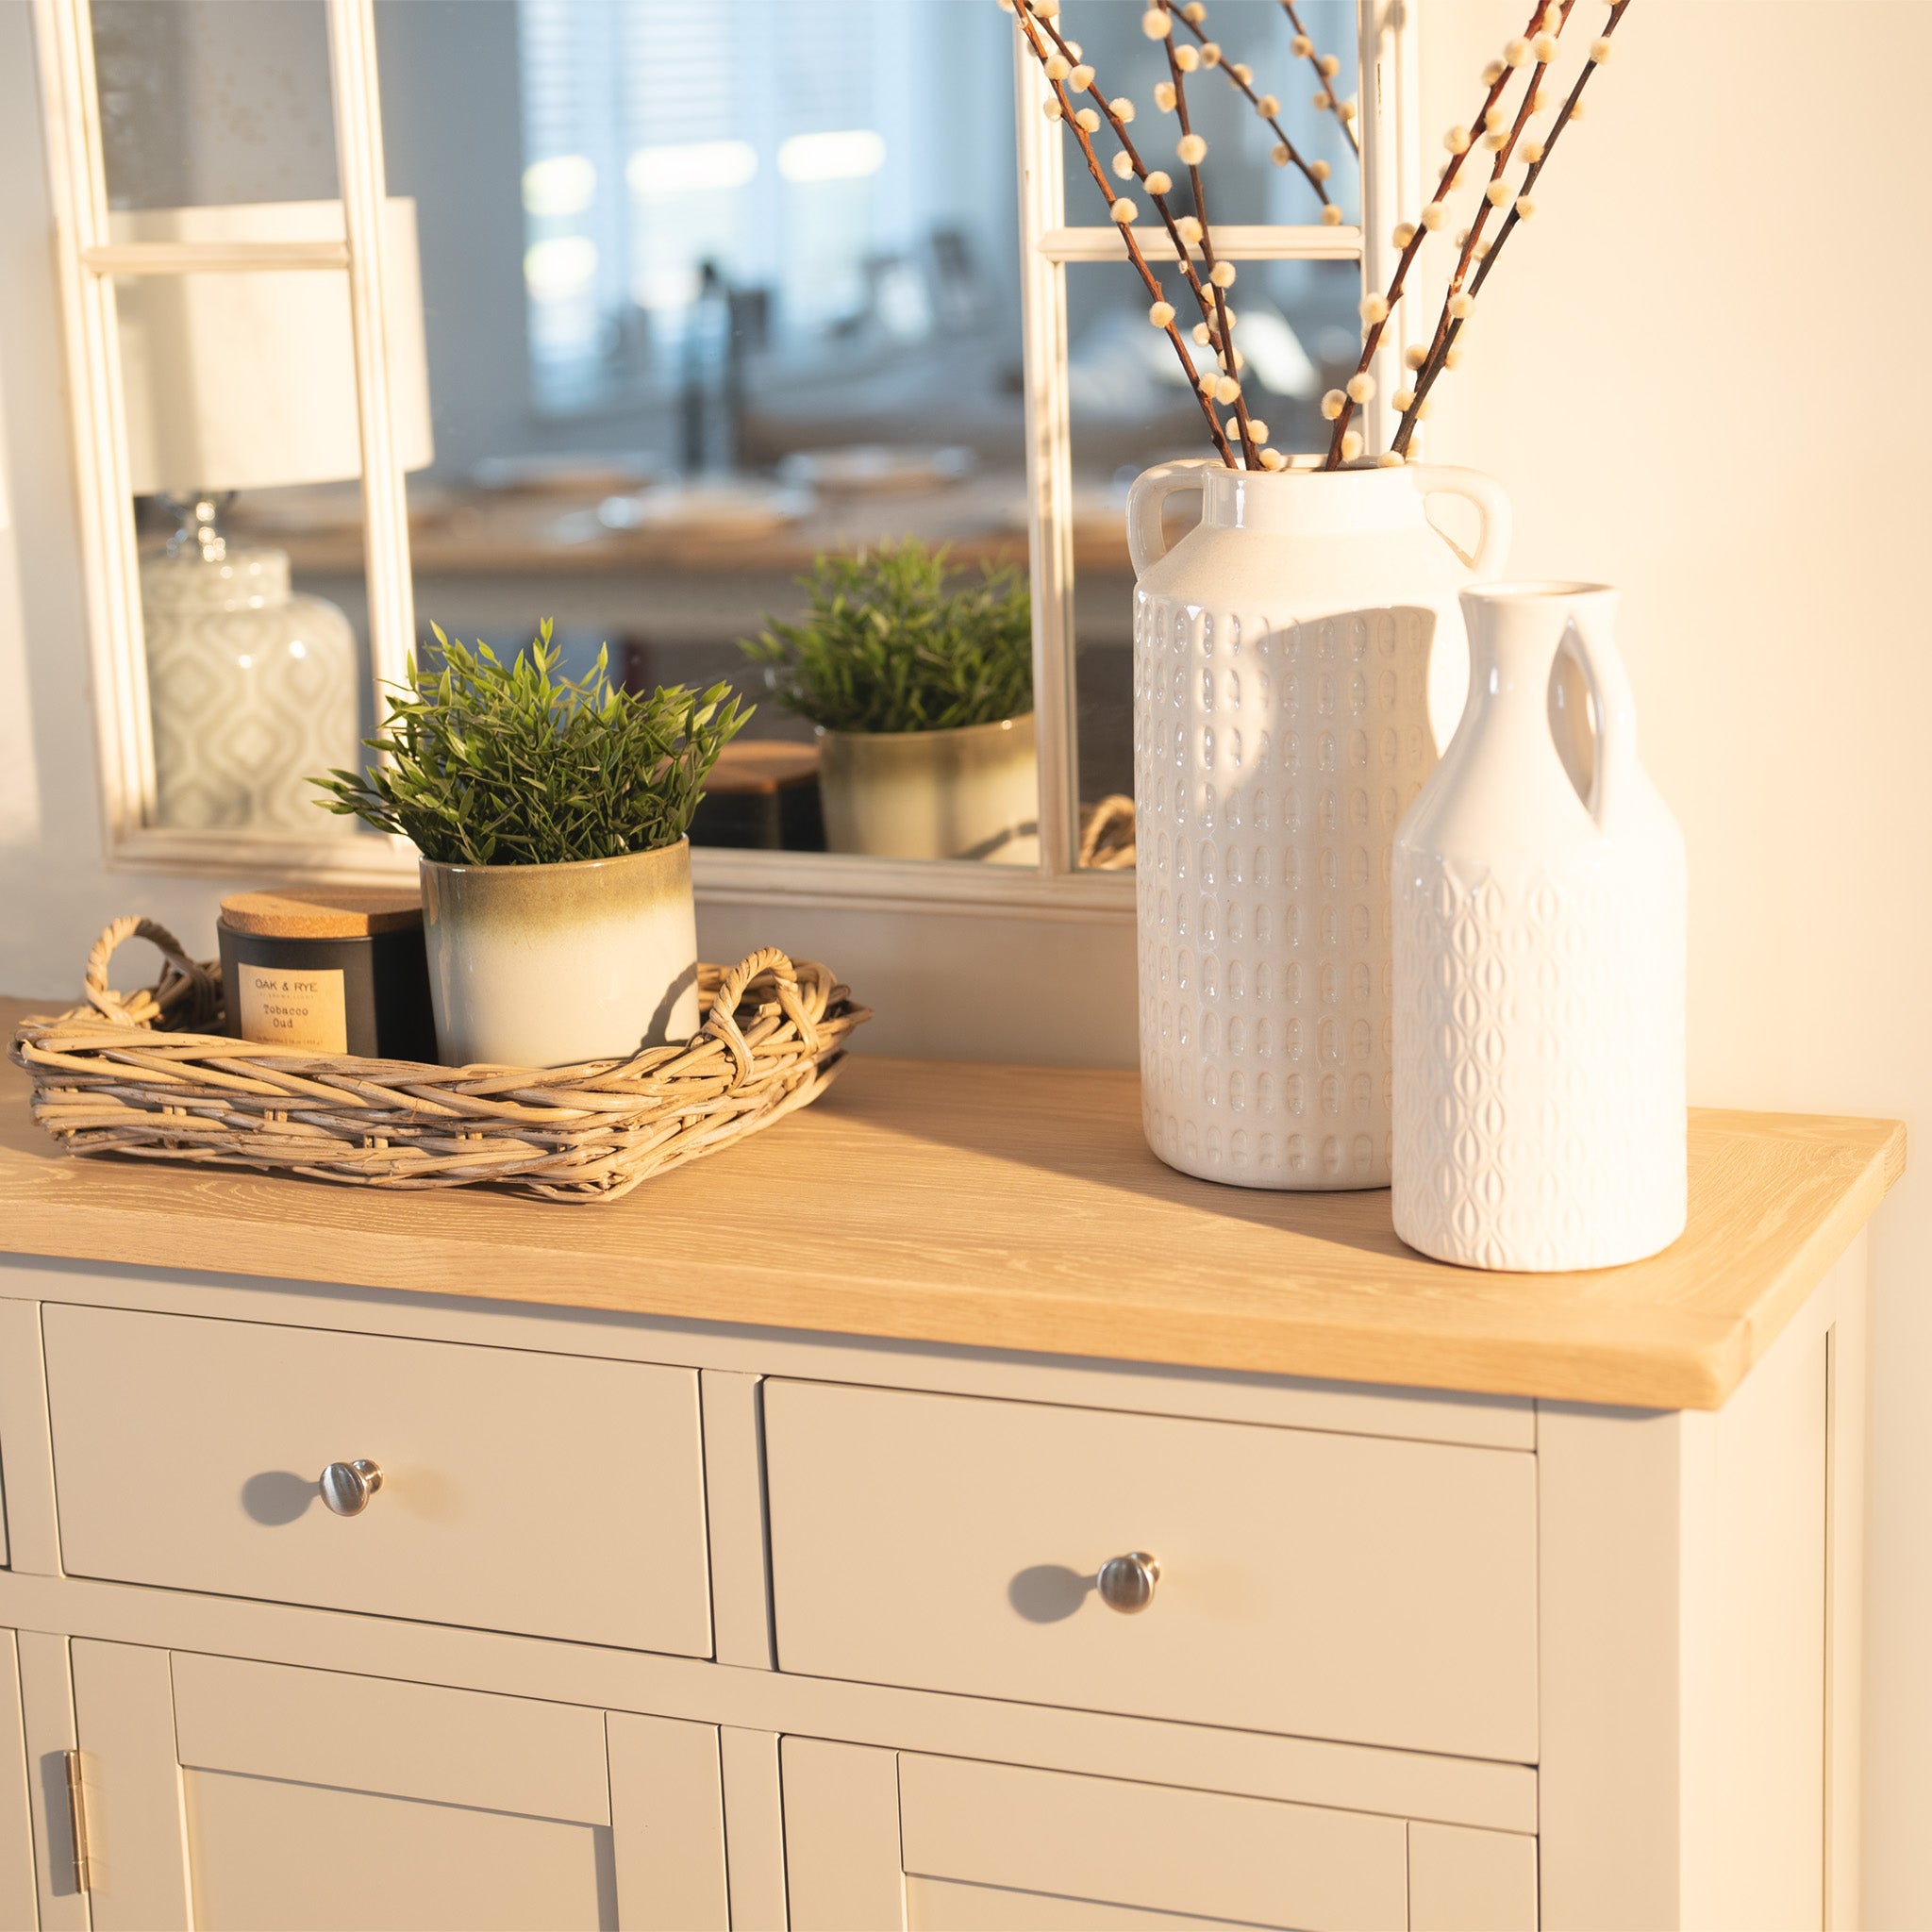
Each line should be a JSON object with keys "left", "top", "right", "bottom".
{"left": 780, "top": 1737, "right": 1418, "bottom": 1932}
{"left": 0, "top": 1630, "right": 35, "bottom": 1932}
{"left": 63, "top": 1642, "right": 729, "bottom": 1931}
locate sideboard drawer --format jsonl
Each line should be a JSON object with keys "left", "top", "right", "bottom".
{"left": 764, "top": 1381, "right": 1537, "bottom": 1761}
{"left": 42, "top": 1304, "right": 711, "bottom": 1654}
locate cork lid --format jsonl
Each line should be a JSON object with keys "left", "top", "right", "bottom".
{"left": 220, "top": 888, "right": 423, "bottom": 939}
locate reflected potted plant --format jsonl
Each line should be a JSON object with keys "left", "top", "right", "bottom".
{"left": 743, "top": 540, "right": 1037, "bottom": 864}
{"left": 314, "top": 621, "right": 747, "bottom": 1068}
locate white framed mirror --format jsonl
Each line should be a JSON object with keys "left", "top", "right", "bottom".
{"left": 34, "top": 0, "right": 1416, "bottom": 916}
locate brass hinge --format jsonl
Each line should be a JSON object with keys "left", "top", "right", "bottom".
{"left": 61, "top": 1749, "right": 92, "bottom": 1894}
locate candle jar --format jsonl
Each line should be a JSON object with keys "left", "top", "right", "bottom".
{"left": 218, "top": 888, "right": 437, "bottom": 1063}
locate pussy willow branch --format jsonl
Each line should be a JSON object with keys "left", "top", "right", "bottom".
{"left": 1391, "top": 0, "right": 1631, "bottom": 456}
{"left": 1157, "top": 0, "right": 1261, "bottom": 469}
{"left": 1011, "top": 0, "right": 1235, "bottom": 463}
{"left": 1167, "top": 3, "right": 1335, "bottom": 211}
{"left": 1472, "top": 0, "right": 1626, "bottom": 294}
{"left": 1394, "top": 4, "right": 1574, "bottom": 441}
{"left": 1279, "top": 0, "right": 1360, "bottom": 156}
{"left": 1321, "top": 0, "right": 1548, "bottom": 469}
{"left": 1030, "top": 6, "right": 1244, "bottom": 425}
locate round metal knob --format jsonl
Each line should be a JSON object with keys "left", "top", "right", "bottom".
{"left": 319, "top": 1459, "right": 384, "bottom": 1517}
{"left": 1097, "top": 1551, "right": 1160, "bottom": 1613}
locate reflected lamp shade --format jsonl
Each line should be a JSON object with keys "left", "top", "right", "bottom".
{"left": 114, "top": 197, "right": 435, "bottom": 494}
{"left": 113, "top": 198, "right": 433, "bottom": 836}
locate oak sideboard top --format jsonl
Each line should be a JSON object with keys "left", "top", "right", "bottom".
{"left": 0, "top": 996, "right": 1904, "bottom": 1409}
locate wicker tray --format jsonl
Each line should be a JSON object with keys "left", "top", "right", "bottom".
{"left": 10, "top": 916, "right": 870, "bottom": 1203}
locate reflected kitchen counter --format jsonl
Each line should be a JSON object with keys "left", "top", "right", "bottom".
{"left": 243, "top": 470, "right": 1141, "bottom": 582}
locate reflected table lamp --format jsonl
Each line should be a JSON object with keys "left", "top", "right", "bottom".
{"left": 116, "top": 197, "right": 434, "bottom": 834}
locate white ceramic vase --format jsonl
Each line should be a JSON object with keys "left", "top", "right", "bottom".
{"left": 420, "top": 841, "right": 700, "bottom": 1069}
{"left": 818, "top": 714, "right": 1039, "bottom": 864}
{"left": 1128, "top": 458, "right": 1510, "bottom": 1190}
{"left": 1391, "top": 583, "right": 1687, "bottom": 1270}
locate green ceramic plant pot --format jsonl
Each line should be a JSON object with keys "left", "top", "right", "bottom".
{"left": 420, "top": 840, "right": 698, "bottom": 1068}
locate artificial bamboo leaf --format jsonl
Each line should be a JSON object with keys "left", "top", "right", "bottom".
{"left": 742, "top": 539, "right": 1030, "bottom": 736}
{"left": 310, "top": 625, "right": 751, "bottom": 866}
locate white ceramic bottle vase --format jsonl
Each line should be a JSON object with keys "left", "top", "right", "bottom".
{"left": 1391, "top": 583, "right": 1687, "bottom": 1269}
{"left": 1128, "top": 458, "right": 1510, "bottom": 1190}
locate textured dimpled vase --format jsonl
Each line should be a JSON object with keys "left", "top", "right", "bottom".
{"left": 1128, "top": 458, "right": 1510, "bottom": 1190}
{"left": 1392, "top": 584, "right": 1688, "bottom": 1270}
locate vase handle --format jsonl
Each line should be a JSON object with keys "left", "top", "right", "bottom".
{"left": 1407, "top": 464, "right": 1512, "bottom": 578}
{"left": 1125, "top": 458, "right": 1216, "bottom": 575}
{"left": 1559, "top": 591, "right": 1636, "bottom": 832}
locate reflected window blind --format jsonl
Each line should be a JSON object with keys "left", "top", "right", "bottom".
{"left": 519, "top": 0, "right": 897, "bottom": 413}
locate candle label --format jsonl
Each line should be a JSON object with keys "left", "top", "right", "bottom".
{"left": 238, "top": 965, "right": 348, "bottom": 1053}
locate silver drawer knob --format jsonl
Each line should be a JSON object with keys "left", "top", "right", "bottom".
{"left": 1097, "top": 1551, "right": 1160, "bottom": 1613}
{"left": 319, "top": 1459, "right": 384, "bottom": 1516}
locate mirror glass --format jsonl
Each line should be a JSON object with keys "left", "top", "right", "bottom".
{"left": 92, "top": 0, "right": 340, "bottom": 209}
{"left": 374, "top": 0, "right": 1032, "bottom": 864}
{"left": 1057, "top": 0, "right": 1361, "bottom": 233}
{"left": 91, "top": 0, "right": 1360, "bottom": 865}
{"left": 92, "top": 0, "right": 391, "bottom": 841}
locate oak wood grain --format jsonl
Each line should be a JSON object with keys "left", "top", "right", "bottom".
{"left": 0, "top": 997, "right": 1904, "bottom": 1410}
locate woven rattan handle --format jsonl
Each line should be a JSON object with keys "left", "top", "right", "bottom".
{"left": 703, "top": 946, "right": 818, "bottom": 1081}
{"left": 83, "top": 915, "right": 223, "bottom": 1032}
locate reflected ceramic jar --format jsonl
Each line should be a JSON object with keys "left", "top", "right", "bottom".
{"left": 143, "top": 546, "right": 359, "bottom": 834}
{"left": 816, "top": 714, "right": 1039, "bottom": 865}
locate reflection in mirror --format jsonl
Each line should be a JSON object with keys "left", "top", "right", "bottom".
{"left": 360, "top": 0, "right": 1024, "bottom": 862}
{"left": 92, "top": 2, "right": 385, "bottom": 837}
{"left": 1055, "top": 0, "right": 1361, "bottom": 231}
{"left": 1024, "top": 0, "right": 1361, "bottom": 869}
{"left": 92, "top": 0, "right": 1358, "bottom": 863}
{"left": 113, "top": 234, "right": 428, "bottom": 835}
{"left": 132, "top": 480, "right": 376, "bottom": 837}
{"left": 1069, "top": 249, "right": 1363, "bottom": 869}
{"left": 92, "top": 0, "right": 340, "bottom": 210}
{"left": 745, "top": 542, "right": 1036, "bottom": 864}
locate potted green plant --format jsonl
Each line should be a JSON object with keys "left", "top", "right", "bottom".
{"left": 315, "top": 622, "right": 747, "bottom": 1068}
{"left": 743, "top": 540, "right": 1036, "bottom": 863}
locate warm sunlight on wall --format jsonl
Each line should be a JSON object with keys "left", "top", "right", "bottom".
{"left": 1419, "top": 6, "right": 1932, "bottom": 1923}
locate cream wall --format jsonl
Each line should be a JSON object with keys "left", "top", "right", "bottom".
{"left": 1415, "top": 5, "right": 1932, "bottom": 1924}
{"left": 2, "top": 0, "right": 1928, "bottom": 1920}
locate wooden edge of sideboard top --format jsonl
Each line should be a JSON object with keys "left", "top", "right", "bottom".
{"left": 0, "top": 998, "right": 1907, "bottom": 1412}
